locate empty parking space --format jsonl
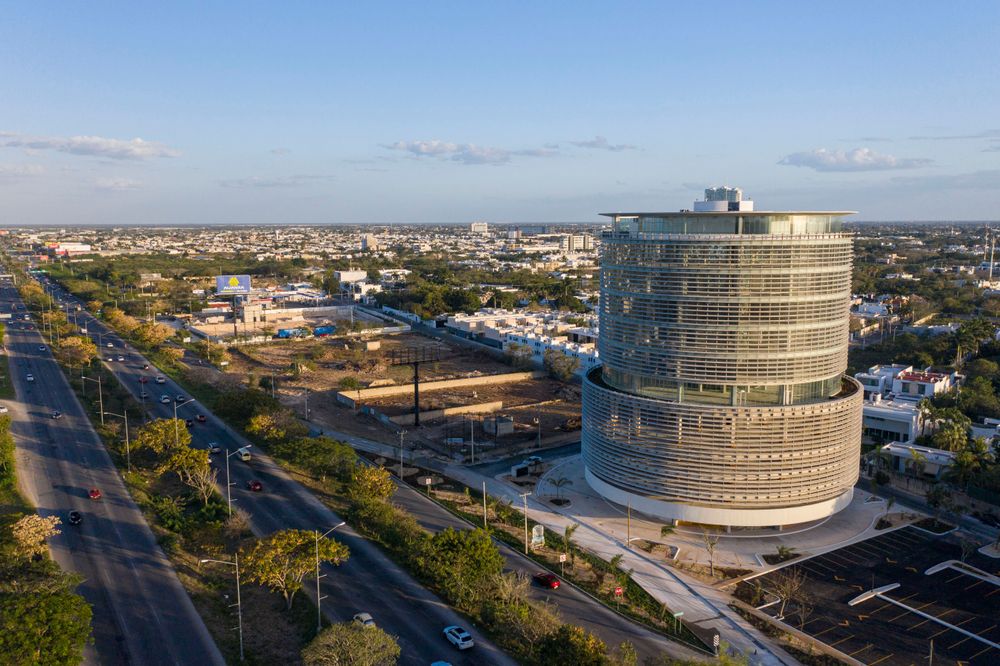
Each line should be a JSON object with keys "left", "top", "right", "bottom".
{"left": 735, "top": 526, "right": 1000, "bottom": 665}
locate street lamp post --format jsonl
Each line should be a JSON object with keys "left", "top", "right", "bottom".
{"left": 82, "top": 375, "right": 104, "bottom": 425}
{"left": 200, "top": 556, "right": 244, "bottom": 662}
{"left": 314, "top": 522, "right": 346, "bottom": 635}
{"left": 225, "top": 445, "right": 251, "bottom": 517}
{"left": 398, "top": 429, "right": 406, "bottom": 479}
{"left": 103, "top": 409, "right": 131, "bottom": 472}
{"left": 519, "top": 491, "right": 532, "bottom": 555}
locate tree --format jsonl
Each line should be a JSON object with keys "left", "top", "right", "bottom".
{"left": 505, "top": 343, "right": 534, "bottom": 369}
{"left": 133, "top": 322, "right": 174, "bottom": 348}
{"left": 415, "top": 528, "right": 504, "bottom": 611}
{"left": 563, "top": 523, "right": 579, "bottom": 566}
{"left": 535, "top": 624, "right": 608, "bottom": 666}
{"left": 301, "top": 622, "right": 400, "bottom": 666}
{"left": 161, "top": 446, "right": 210, "bottom": 483}
{"left": 276, "top": 436, "right": 357, "bottom": 482}
{"left": 55, "top": 336, "right": 97, "bottom": 370}
{"left": 10, "top": 514, "right": 61, "bottom": 560}
{"left": 481, "top": 572, "right": 560, "bottom": 652}
{"left": 550, "top": 476, "right": 573, "bottom": 500}
{"left": 701, "top": 529, "right": 720, "bottom": 577}
{"left": 241, "top": 529, "right": 349, "bottom": 610}
{"left": 543, "top": 349, "right": 580, "bottom": 382}
{"left": 349, "top": 466, "right": 395, "bottom": 502}
{"left": 0, "top": 589, "right": 93, "bottom": 665}
{"left": 772, "top": 567, "right": 806, "bottom": 619}
{"left": 925, "top": 483, "right": 951, "bottom": 522}
{"left": 133, "top": 418, "right": 191, "bottom": 456}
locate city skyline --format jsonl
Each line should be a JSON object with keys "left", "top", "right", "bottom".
{"left": 2, "top": 2, "right": 1000, "bottom": 225}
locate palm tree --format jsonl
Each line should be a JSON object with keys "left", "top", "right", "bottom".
{"left": 550, "top": 476, "right": 573, "bottom": 501}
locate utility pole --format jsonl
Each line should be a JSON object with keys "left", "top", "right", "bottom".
{"left": 627, "top": 498, "right": 632, "bottom": 549}
{"left": 519, "top": 491, "right": 531, "bottom": 554}
{"left": 470, "top": 417, "right": 475, "bottom": 465}
{"left": 82, "top": 376, "right": 104, "bottom": 425}
{"left": 200, "top": 556, "right": 244, "bottom": 662}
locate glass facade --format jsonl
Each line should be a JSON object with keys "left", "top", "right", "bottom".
{"left": 583, "top": 211, "right": 862, "bottom": 526}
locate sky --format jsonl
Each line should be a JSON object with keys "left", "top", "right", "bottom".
{"left": 1, "top": 1, "right": 999, "bottom": 225}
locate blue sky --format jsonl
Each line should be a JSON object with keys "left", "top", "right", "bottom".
{"left": 2, "top": 1, "right": 999, "bottom": 224}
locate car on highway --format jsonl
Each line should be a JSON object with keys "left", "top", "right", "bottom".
{"left": 237, "top": 448, "right": 251, "bottom": 462}
{"left": 160, "top": 395, "right": 171, "bottom": 404}
{"left": 138, "top": 376, "right": 148, "bottom": 383}
{"left": 117, "top": 355, "right": 125, "bottom": 362}
{"left": 25, "top": 374, "right": 34, "bottom": 382}
{"left": 38, "top": 344, "right": 46, "bottom": 351}
{"left": 0, "top": 405, "right": 8, "bottom": 414}
{"left": 246, "top": 480, "right": 263, "bottom": 492}
{"left": 196, "top": 414, "right": 207, "bottom": 423}
{"left": 175, "top": 395, "right": 186, "bottom": 403}
{"left": 155, "top": 376, "right": 166, "bottom": 384}
{"left": 51, "top": 411, "right": 62, "bottom": 420}
{"left": 208, "top": 443, "right": 222, "bottom": 454}
{"left": 533, "top": 572, "right": 560, "bottom": 589}
{"left": 352, "top": 612, "right": 376, "bottom": 629}
{"left": 142, "top": 364, "right": 149, "bottom": 370}
{"left": 106, "top": 342, "right": 114, "bottom": 347}
{"left": 140, "top": 391, "right": 149, "bottom": 399}
{"left": 185, "top": 419, "right": 194, "bottom": 428}
{"left": 443, "top": 626, "right": 474, "bottom": 650}
{"left": 88, "top": 488, "right": 102, "bottom": 500}
{"left": 68, "top": 510, "right": 83, "bottom": 525}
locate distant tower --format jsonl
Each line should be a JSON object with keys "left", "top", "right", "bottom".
{"left": 583, "top": 191, "right": 862, "bottom": 527}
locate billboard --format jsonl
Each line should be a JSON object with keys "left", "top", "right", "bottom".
{"left": 215, "top": 274, "right": 252, "bottom": 296}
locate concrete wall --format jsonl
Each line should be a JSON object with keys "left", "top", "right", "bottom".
{"left": 336, "top": 370, "right": 545, "bottom": 407}
{"left": 389, "top": 400, "right": 504, "bottom": 426}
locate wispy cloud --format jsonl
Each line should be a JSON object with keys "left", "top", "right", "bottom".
{"left": 889, "top": 170, "right": 1000, "bottom": 191}
{"left": 908, "top": 129, "right": 1000, "bottom": 141}
{"left": 96, "top": 177, "right": 142, "bottom": 191}
{"left": 270, "top": 147, "right": 291, "bottom": 155}
{"left": 778, "top": 147, "right": 932, "bottom": 172}
{"left": 570, "top": 136, "right": 636, "bottom": 152}
{"left": 0, "top": 164, "right": 44, "bottom": 177}
{"left": 1, "top": 131, "right": 179, "bottom": 160}
{"left": 219, "top": 174, "right": 333, "bottom": 188}
{"left": 384, "top": 139, "right": 557, "bottom": 165}
{"left": 982, "top": 144, "right": 1000, "bottom": 152}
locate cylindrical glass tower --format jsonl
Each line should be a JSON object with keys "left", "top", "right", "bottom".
{"left": 582, "top": 205, "right": 863, "bottom": 527}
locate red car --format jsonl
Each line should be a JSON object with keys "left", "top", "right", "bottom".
{"left": 196, "top": 414, "right": 207, "bottom": 423}
{"left": 138, "top": 376, "right": 148, "bottom": 383}
{"left": 533, "top": 572, "right": 560, "bottom": 589}
{"left": 246, "top": 480, "right": 263, "bottom": 492}
{"left": 88, "top": 488, "right": 103, "bottom": 500}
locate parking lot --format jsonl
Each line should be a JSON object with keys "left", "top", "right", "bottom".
{"left": 737, "top": 526, "right": 1000, "bottom": 665}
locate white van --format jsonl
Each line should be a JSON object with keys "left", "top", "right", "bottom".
{"left": 237, "top": 448, "right": 251, "bottom": 462}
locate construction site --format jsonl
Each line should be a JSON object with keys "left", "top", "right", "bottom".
{"left": 224, "top": 331, "right": 582, "bottom": 458}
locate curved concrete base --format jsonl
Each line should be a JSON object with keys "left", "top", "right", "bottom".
{"left": 585, "top": 468, "right": 855, "bottom": 528}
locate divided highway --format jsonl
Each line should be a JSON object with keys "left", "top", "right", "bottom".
{"left": 40, "top": 278, "right": 517, "bottom": 666}
{"left": 2, "top": 283, "right": 224, "bottom": 666}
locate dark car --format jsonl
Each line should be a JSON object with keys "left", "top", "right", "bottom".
{"left": 142, "top": 364, "right": 149, "bottom": 370}
{"left": 185, "top": 419, "right": 194, "bottom": 428}
{"left": 68, "top": 510, "right": 83, "bottom": 525}
{"left": 51, "top": 411, "right": 62, "bottom": 419}
{"left": 196, "top": 414, "right": 207, "bottom": 423}
{"left": 246, "top": 480, "right": 263, "bottom": 492}
{"left": 138, "top": 376, "right": 148, "bottom": 383}
{"left": 88, "top": 488, "right": 102, "bottom": 500}
{"left": 176, "top": 395, "right": 186, "bottom": 403}
{"left": 533, "top": 572, "right": 560, "bottom": 589}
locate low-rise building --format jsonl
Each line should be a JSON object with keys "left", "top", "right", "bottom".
{"left": 862, "top": 395, "right": 923, "bottom": 445}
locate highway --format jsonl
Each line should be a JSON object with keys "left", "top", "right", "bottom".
{"left": 1, "top": 283, "right": 225, "bottom": 666}
{"left": 40, "top": 278, "right": 518, "bottom": 666}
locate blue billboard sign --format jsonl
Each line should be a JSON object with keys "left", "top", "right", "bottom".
{"left": 215, "top": 274, "right": 252, "bottom": 295}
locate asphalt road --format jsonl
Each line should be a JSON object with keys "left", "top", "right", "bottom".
{"left": 1, "top": 283, "right": 225, "bottom": 666}
{"left": 393, "top": 472, "right": 702, "bottom": 663}
{"left": 42, "top": 279, "right": 517, "bottom": 666}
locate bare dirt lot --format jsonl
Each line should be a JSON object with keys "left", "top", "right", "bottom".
{"left": 221, "top": 332, "right": 582, "bottom": 453}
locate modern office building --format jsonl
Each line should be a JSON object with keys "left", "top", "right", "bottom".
{"left": 582, "top": 193, "right": 863, "bottom": 527}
